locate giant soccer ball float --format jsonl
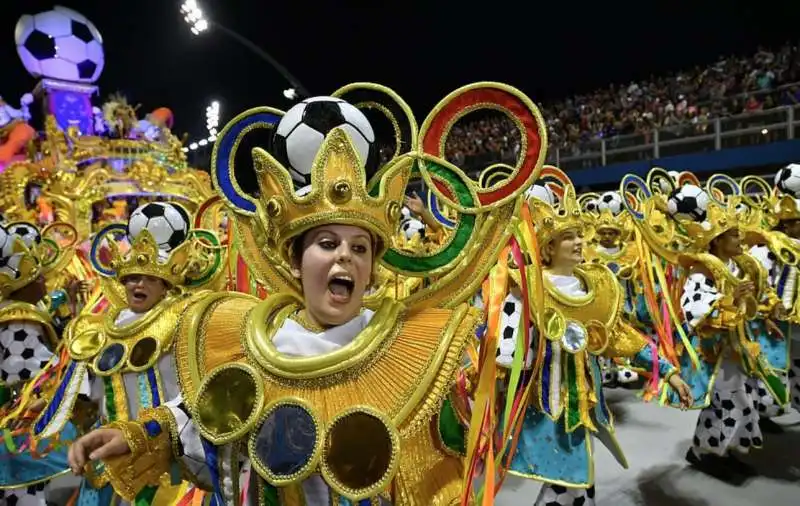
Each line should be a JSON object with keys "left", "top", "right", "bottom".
{"left": 15, "top": 5, "right": 104, "bottom": 83}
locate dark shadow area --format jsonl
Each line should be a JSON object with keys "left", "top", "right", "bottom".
{"left": 739, "top": 427, "right": 800, "bottom": 482}
{"left": 635, "top": 464, "right": 715, "bottom": 506}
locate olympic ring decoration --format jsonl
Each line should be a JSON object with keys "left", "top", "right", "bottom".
{"left": 89, "top": 223, "right": 129, "bottom": 277}
{"left": 212, "top": 107, "right": 283, "bottom": 216}
{"left": 417, "top": 82, "right": 547, "bottom": 212}
{"left": 619, "top": 174, "right": 650, "bottom": 222}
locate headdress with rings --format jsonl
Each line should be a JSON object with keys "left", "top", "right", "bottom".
{"left": 526, "top": 166, "right": 588, "bottom": 247}
{"left": 211, "top": 82, "right": 547, "bottom": 311}
{"left": 89, "top": 201, "right": 223, "bottom": 297}
{"left": 620, "top": 169, "right": 742, "bottom": 259}
{"left": 0, "top": 221, "right": 76, "bottom": 299}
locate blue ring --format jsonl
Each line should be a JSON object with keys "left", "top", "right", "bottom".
{"left": 212, "top": 109, "right": 282, "bottom": 215}
{"left": 619, "top": 174, "right": 649, "bottom": 221}
{"left": 90, "top": 224, "right": 128, "bottom": 276}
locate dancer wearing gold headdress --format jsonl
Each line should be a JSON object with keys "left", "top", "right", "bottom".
{"left": 64, "top": 83, "right": 548, "bottom": 505}
{"left": 623, "top": 172, "right": 788, "bottom": 481}
{"left": 0, "top": 221, "right": 79, "bottom": 506}
{"left": 582, "top": 191, "right": 649, "bottom": 386}
{"left": 489, "top": 172, "right": 692, "bottom": 506}
{"left": 30, "top": 202, "right": 222, "bottom": 505}
{"left": 741, "top": 176, "right": 800, "bottom": 429}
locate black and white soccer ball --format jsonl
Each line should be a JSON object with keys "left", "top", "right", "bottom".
{"left": 775, "top": 163, "right": 800, "bottom": 198}
{"left": 524, "top": 182, "right": 556, "bottom": 206}
{"left": 6, "top": 222, "right": 41, "bottom": 249}
{"left": 0, "top": 226, "right": 22, "bottom": 280}
{"left": 598, "top": 191, "right": 624, "bottom": 215}
{"left": 272, "top": 96, "right": 377, "bottom": 187}
{"left": 127, "top": 203, "right": 190, "bottom": 253}
{"left": 400, "top": 218, "right": 426, "bottom": 241}
{"left": 15, "top": 6, "right": 104, "bottom": 83}
{"left": 583, "top": 198, "right": 600, "bottom": 214}
{"left": 667, "top": 184, "right": 710, "bottom": 222}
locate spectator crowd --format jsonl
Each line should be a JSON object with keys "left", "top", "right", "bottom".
{"left": 444, "top": 43, "right": 800, "bottom": 170}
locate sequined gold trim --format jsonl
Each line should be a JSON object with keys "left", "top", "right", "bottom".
{"left": 244, "top": 294, "right": 402, "bottom": 379}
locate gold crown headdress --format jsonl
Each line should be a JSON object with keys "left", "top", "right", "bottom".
{"left": 527, "top": 181, "right": 586, "bottom": 246}
{"left": 740, "top": 175, "right": 800, "bottom": 228}
{"left": 212, "top": 83, "right": 547, "bottom": 309}
{"left": 0, "top": 222, "right": 74, "bottom": 299}
{"left": 253, "top": 127, "right": 410, "bottom": 267}
{"left": 90, "top": 205, "right": 223, "bottom": 289}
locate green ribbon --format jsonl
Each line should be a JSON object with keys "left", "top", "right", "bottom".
{"left": 262, "top": 481, "right": 279, "bottom": 506}
{"left": 103, "top": 377, "right": 116, "bottom": 422}
{"left": 134, "top": 485, "right": 158, "bottom": 506}
{"left": 565, "top": 355, "right": 581, "bottom": 431}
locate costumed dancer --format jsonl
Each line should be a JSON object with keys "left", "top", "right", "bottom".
{"left": 63, "top": 83, "right": 548, "bottom": 505}
{"left": 0, "top": 221, "right": 79, "bottom": 506}
{"left": 622, "top": 171, "right": 788, "bottom": 481}
{"left": 489, "top": 169, "right": 692, "bottom": 506}
{"left": 582, "top": 190, "right": 648, "bottom": 386}
{"left": 29, "top": 202, "right": 223, "bottom": 505}
{"left": 740, "top": 171, "right": 800, "bottom": 428}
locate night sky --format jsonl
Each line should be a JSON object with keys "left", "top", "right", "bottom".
{"left": 1, "top": 0, "right": 799, "bottom": 143}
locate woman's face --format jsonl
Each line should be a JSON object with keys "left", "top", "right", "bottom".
{"left": 123, "top": 274, "right": 168, "bottom": 313}
{"left": 292, "top": 224, "right": 374, "bottom": 327}
{"left": 546, "top": 229, "right": 584, "bottom": 268}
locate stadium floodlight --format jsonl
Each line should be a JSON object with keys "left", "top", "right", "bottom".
{"left": 178, "top": 3, "right": 309, "bottom": 98}
{"left": 206, "top": 100, "right": 220, "bottom": 137}
{"left": 284, "top": 88, "right": 298, "bottom": 100}
{"left": 181, "top": 0, "right": 208, "bottom": 35}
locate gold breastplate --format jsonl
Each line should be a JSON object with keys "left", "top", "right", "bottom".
{"left": 65, "top": 293, "right": 192, "bottom": 375}
{"left": 541, "top": 264, "right": 622, "bottom": 355}
{"left": 585, "top": 243, "right": 640, "bottom": 280}
{"left": 177, "top": 292, "right": 476, "bottom": 502}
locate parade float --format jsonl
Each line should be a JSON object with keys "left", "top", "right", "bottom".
{"left": 0, "top": 6, "right": 214, "bottom": 238}
{"left": 0, "top": 5, "right": 219, "bottom": 299}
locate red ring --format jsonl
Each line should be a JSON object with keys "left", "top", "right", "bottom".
{"left": 422, "top": 87, "right": 542, "bottom": 206}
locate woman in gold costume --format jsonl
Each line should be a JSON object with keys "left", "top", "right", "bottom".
{"left": 30, "top": 202, "right": 222, "bottom": 505}
{"left": 488, "top": 171, "right": 691, "bottom": 506}
{"left": 64, "top": 83, "right": 549, "bottom": 505}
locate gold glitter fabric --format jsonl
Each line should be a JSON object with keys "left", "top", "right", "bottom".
{"left": 170, "top": 291, "right": 479, "bottom": 505}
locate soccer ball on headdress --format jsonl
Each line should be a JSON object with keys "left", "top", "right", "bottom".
{"left": 597, "top": 191, "right": 623, "bottom": 215}
{"left": 524, "top": 182, "right": 556, "bottom": 206}
{"left": 775, "top": 163, "right": 800, "bottom": 198}
{"left": 5, "top": 223, "right": 41, "bottom": 249}
{"left": 127, "top": 203, "right": 189, "bottom": 253}
{"left": 0, "top": 226, "right": 22, "bottom": 279}
{"left": 271, "top": 96, "right": 378, "bottom": 188}
{"left": 400, "top": 218, "right": 425, "bottom": 241}
{"left": 667, "top": 184, "right": 710, "bottom": 222}
{"left": 15, "top": 6, "right": 104, "bottom": 83}
{"left": 583, "top": 198, "right": 600, "bottom": 214}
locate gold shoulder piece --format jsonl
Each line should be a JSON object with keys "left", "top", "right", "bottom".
{"left": 174, "top": 291, "right": 261, "bottom": 401}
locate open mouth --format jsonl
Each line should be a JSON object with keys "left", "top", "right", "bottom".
{"left": 327, "top": 273, "right": 355, "bottom": 304}
{"left": 132, "top": 290, "right": 148, "bottom": 303}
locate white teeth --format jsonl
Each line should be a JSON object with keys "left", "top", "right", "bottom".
{"left": 331, "top": 274, "right": 353, "bottom": 282}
